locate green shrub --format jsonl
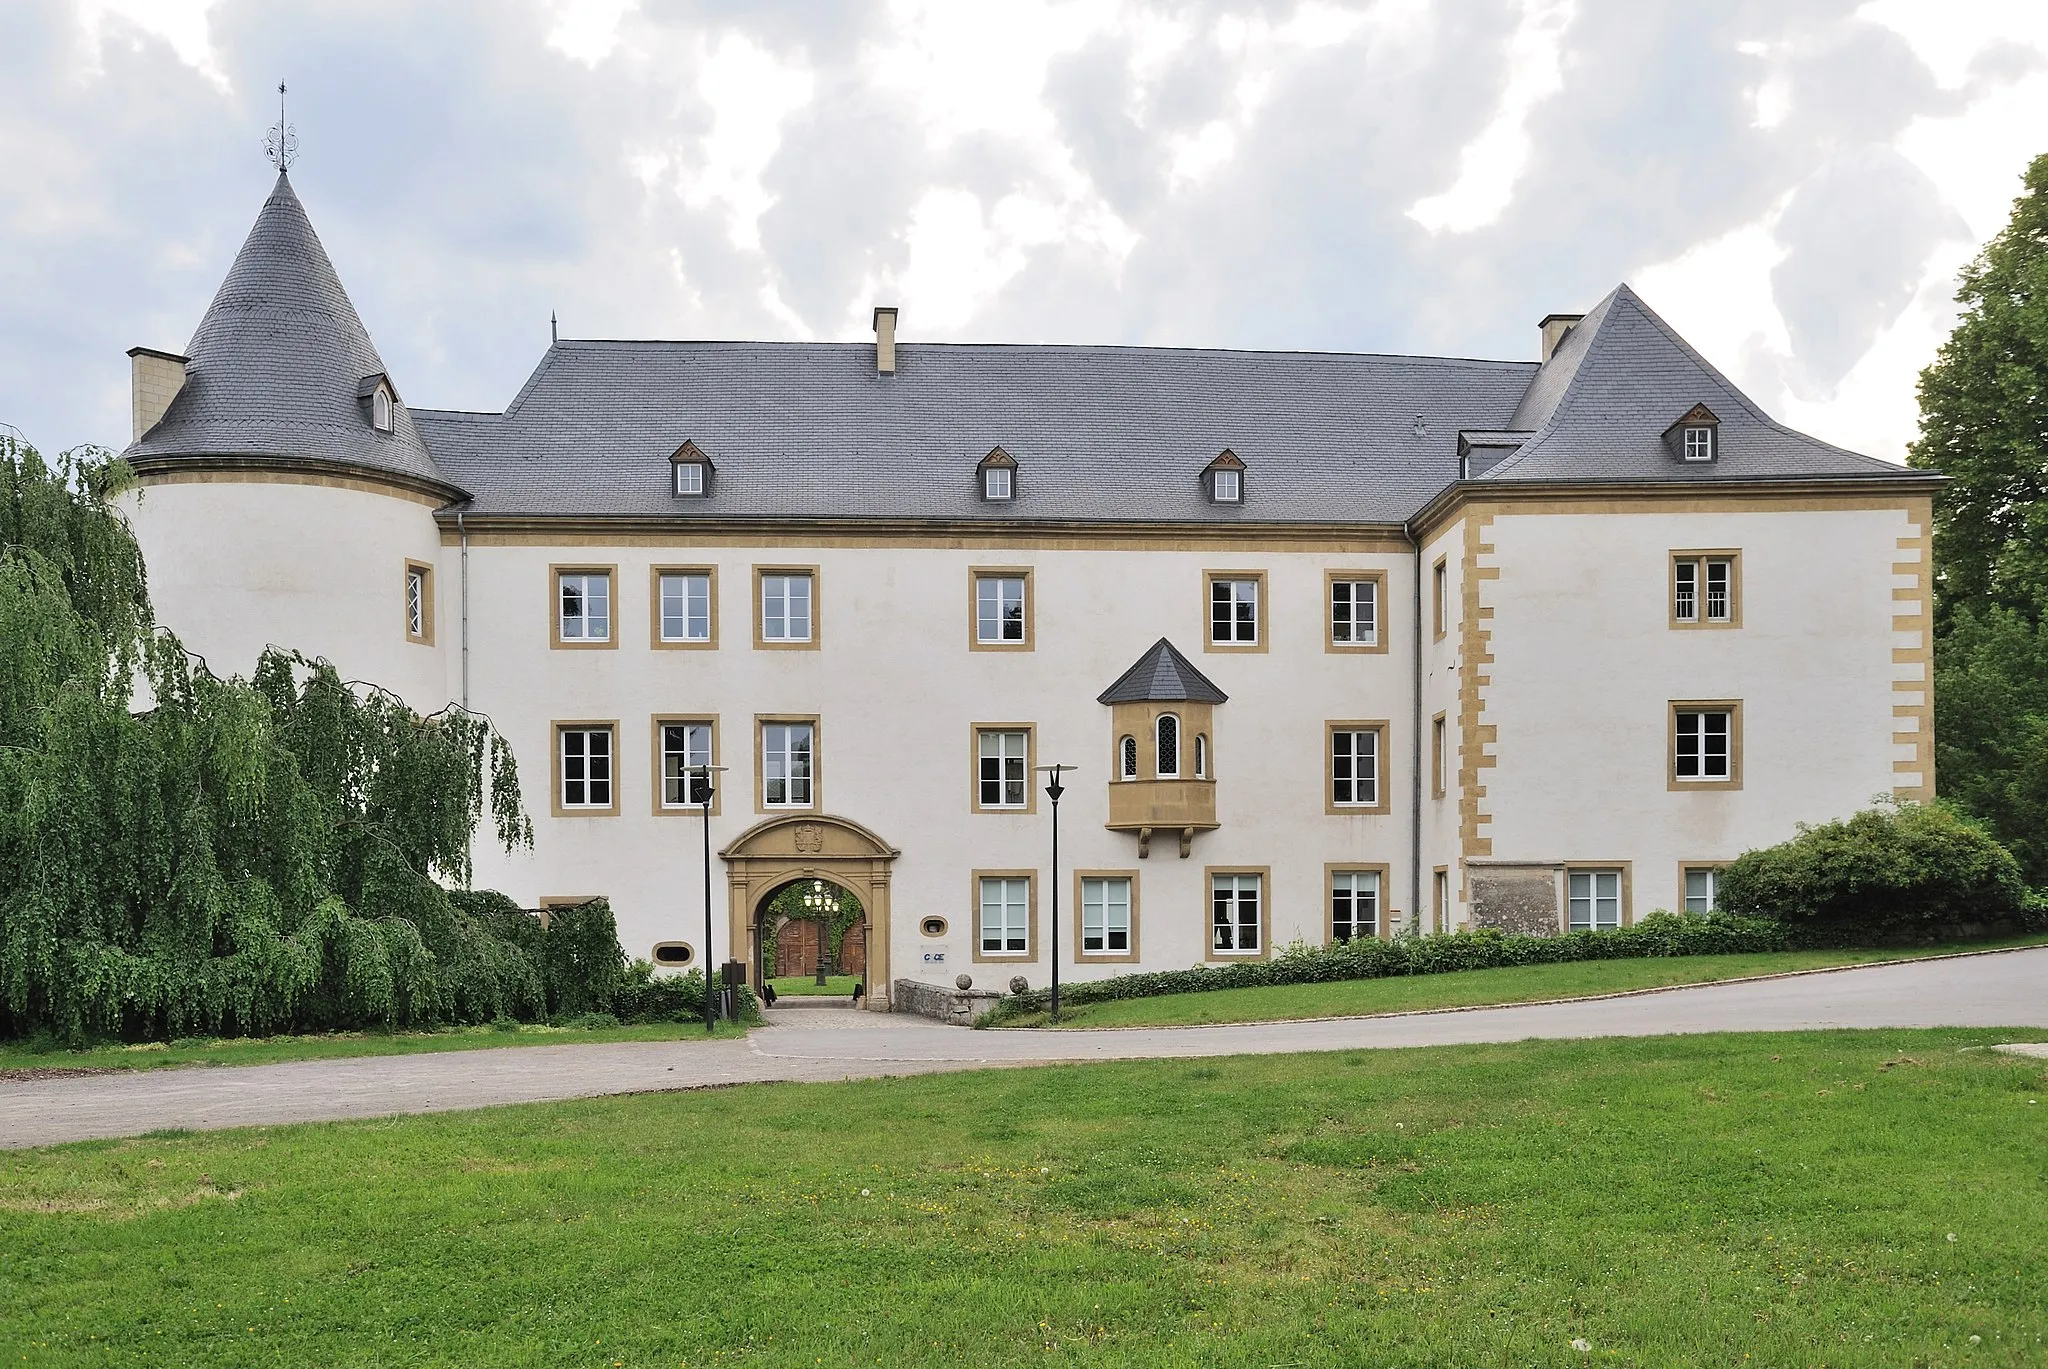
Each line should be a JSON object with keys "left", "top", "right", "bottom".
{"left": 613, "top": 961, "right": 758, "bottom": 1025}
{"left": 983, "top": 911, "right": 1792, "bottom": 1023}
{"left": 1716, "top": 801, "right": 2025, "bottom": 937}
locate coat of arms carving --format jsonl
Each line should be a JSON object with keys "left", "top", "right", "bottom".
{"left": 793, "top": 823, "right": 825, "bottom": 853}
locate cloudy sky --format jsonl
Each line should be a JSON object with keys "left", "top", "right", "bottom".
{"left": 4, "top": 0, "right": 2046, "bottom": 463}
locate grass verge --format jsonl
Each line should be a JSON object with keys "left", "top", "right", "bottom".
{"left": 2, "top": 1029, "right": 2045, "bottom": 1365}
{"left": 994, "top": 935, "right": 2048, "bottom": 1029}
{"left": 768, "top": 974, "right": 863, "bottom": 998}
{"left": 0, "top": 1019, "right": 748, "bottom": 1076}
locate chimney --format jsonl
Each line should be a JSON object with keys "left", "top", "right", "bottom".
{"left": 127, "top": 346, "right": 189, "bottom": 440}
{"left": 873, "top": 306, "right": 898, "bottom": 376}
{"left": 1538, "top": 313, "right": 1583, "bottom": 363}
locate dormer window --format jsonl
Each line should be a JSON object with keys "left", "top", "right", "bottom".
{"left": 668, "top": 439, "right": 714, "bottom": 498}
{"left": 977, "top": 446, "right": 1017, "bottom": 502}
{"left": 359, "top": 373, "right": 397, "bottom": 433}
{"left": 1664, "top": 404, "right": 1721, "bottom": 464}
{"left": 1203, "top": 449, "right": 1246, "bottom": 504}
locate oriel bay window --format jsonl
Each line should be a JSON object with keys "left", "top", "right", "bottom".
{"left": 1209, "top": 870, "right": 1266, "bottom": 959}
{"left": 554, "top": 723, "right": 617, "bottom": 815}
{"left": 1078, "top": 874, "right": 1135, "bottom": 959}
{"left": 974, "top": 726, "right": 1033, "bottom": 812}
{"left": 1327, "top": 721, "right": 1388, "bottom": 813}
{"left": 656, "top": 719, "right": 716, "bottom": 812}
{"left": 553, "top": 567, "right": 614, "bottom": 647}
{"left": 654, "top": 568, "right": 715, "bottom": 647}
{"left": 1671, "top": 702, "right": 1741, "bottom": 789}
{"left": 1671, "top": 552, "right": 1739, "bottom": 627}
{"left": 759, "top": 718, "right": 816, "bottom": 810}
{"left": 975, "top": 873, "right": 1034, "bottom": 960}
{"left": 1329, "top": 867, "right": 1382, "bottom": 943}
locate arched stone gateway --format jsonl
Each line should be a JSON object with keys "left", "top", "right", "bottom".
{"left": 720, "top": 814, "right": 900, "bottom": 1010}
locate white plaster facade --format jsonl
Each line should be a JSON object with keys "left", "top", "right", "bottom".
{"left": 116, "top": 173, "right": 1941, "bottom": 1009}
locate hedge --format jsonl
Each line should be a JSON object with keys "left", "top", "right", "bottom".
{"left": 981, "top": 912, "right": 1793, "bottom": 1023}
{"left": 613, "top": 959, "right": 757, "bottom": 1025}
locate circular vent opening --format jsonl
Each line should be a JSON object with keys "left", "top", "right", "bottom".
{"left": 651, "top": 942, "right": 695, "bottom": 967}
{"left": 920, "top": 916, "right": 948, "bottom": 938}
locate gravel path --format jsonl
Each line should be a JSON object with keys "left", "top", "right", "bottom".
{"left": 5, "top": 947, "right": 2044, "bottom": 1149}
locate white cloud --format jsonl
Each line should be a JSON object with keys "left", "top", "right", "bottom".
{"left": 680, "top": 33, "right": 817, "bottom": 254}
{"left": 74, "top": 0, "right": 229, "bottom": 92}
{"left": 1407, "top": 0, "right": 1574, "bottom": 234}
{"left": 543, "top": 0, "right": 638, "bottom": 67}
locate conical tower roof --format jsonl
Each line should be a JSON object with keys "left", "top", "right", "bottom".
{"left": 125, "top": 173, "right": 456, "bottom": 494}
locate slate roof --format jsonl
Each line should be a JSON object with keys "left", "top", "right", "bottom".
{"left": 1482, "top": 285, "right": 1920, "bottom": 487}
{"left": 414, "top": 341, "right": 1538, "bottom": 524}
{"left": 123, "top": 173, "right": 451, "bottom": 491}
{"left": 1098, "top": 639, "right": 1229, "bottom": 705}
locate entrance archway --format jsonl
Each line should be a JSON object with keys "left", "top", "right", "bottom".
{"left": 720, "top": 814, "right": 900, "bottom": 1010}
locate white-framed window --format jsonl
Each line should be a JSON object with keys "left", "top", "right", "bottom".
{"left": 1080, "top": 876, "right": 1132, "bottom": 955}
{"left": 673, "top": 461, "right": 706, "bottom": 496}
{"left": 560, "top": 727, "right": 613, "bottom": 809}
{"left": 1155, "top": 713, "right": 1180, "bottom": 779}
{"left": 1682, "top": 426, "right": 1714, "bottom": 461}
{"left": 660, "top": 722, "right": 713, "bottom": 807}
{"left": 1432, "top": 559, "right": 1448, "bottom": 638}
{"left": 1211, "top": 873, "right": 1262, "bottom": 955}
{"left": 1568, "top": 869, "right": 1622, "bottom": 932}
{"left": 762, "top": 722, "right": 814, "bottom": 807}
{"left": 978, "top": 729, "right": 1029, "bottom": 809}
{"left": 1331, "top": 578, "right": 1378, "bottom": 645}
{"left": 1331, "top": 870, "right": 1378, "bottom": 943}
{"left": 1683, "top": 867, "right": 1721, "bottom": 914}
{"left": 1194, "top": 733, "right": 1208, "bottom": 779}
{"left": 659, "top": 572, "right": 712, "bottom": 643}
{"left": 1120, "top": 735, "right": 1138, "bottom": 780}
{"left": 371, "top": 385, "right": 393, "bottom": 433}
{"left": 1674, "top": 709, "right": 1733, "bottom": 781}
{"left": 983, "top": 466, "right": 1013, "bottom": 500}
{"left": 1210, "top": 577, "right": 1258, "bottom": 644}
{"left": 405, "top": 564, "right": 428, "bottom": 641}
{"left": 978, "top": 876, "right": 1030, "bottom": 956}
{"left": 1331, "top": 727, "right": 1379, "bottom": 807}
{"left": 975, "top": 575, "right": 1027, "bottom": 644}
{"left": 1432, "top": 715, "right": 1447, "bottom": 798}
{"left": 1434, "top": 870, "right": 1451, "bottom": 933}
{"left": 558, "top": 571, "right": 611, "bottom": 642}
{"left": 1673, "top": 556, "right": 1734, "bottom": 623}
{"left": 1212, "top": 468, "right": 1241, "bottom": 503}
{"left": 761, "top": 573, "right": 813, "bottom": 643}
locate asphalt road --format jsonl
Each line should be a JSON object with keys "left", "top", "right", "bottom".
{"left": 4, "top": 947, "right": 2044, "bottom": 1149}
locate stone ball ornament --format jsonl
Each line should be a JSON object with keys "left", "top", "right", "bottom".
{"left": 1009, "top": 976, "right": 1030, "bottom": 995}
{"left": 955, "top": 974, "right": 973, "bottom": 991}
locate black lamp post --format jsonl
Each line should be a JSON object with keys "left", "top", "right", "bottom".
{"left": 690, "top": 764, "right": 728, "bottom": 1033}
{"left": 803, "top": 881, "right": 836, "bottom": 987}
{"left": 1037, "top": 763, "right": 1073, "bottom": 1023}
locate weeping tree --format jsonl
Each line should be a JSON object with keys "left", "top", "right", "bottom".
{"left": 0, "top": 435, "right": 616, "bottom": 1042}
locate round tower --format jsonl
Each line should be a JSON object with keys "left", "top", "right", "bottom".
{"left": 119, "top": 172, "right": 463, "bottom": 709}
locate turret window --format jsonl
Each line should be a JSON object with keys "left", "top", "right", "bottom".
{"left": 1120, "top": 735, "right": 1138, "bottom": 780}
{"left": 371, "top": 386, "right": 393, "bottom": 433}
{"left": 1156, "top": 714, "right": 1180, "bottom": 778}
{"left": 1194, "top": 733, "right": 1209, "bottom": 779}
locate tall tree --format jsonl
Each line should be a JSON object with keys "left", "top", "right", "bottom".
{"left": 1910, "top": 151, "right": 2048, "bottom": 619}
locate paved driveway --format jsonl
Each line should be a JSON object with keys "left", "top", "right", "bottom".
{"left": 4, "top": 947, "right": 2044, "bottom": 1149}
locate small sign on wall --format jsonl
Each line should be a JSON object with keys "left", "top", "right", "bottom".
{"left": 921, "top": 946, "right": 949, "bottom": 966}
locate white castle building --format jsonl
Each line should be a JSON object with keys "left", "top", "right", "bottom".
{"left": 118, "top": 173, "right": 1938, "bottom": 1008}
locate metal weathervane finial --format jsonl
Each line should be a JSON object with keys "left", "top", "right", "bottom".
{"left": 264, "top": 81, "right": 298, "bottom": 173}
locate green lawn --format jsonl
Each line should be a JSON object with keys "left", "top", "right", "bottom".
{"left": 4, "top": 1029, "right": 2046, "bottom": 1366}
{"left": 997, "top": 937, "right": 2048, "bottom": 1028}
{"left": 0, "top": 1019, "right": 745, "bottom": 1077}
{"left": 769, "top": 973, "right": 863, "bottom": 998}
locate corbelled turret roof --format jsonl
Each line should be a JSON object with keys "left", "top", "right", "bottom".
{"left": 1098, "top": 638, "right": 1229, "bottom": 705}
{"left": 124, "top": 173, "right": 456, "bottom": 495}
